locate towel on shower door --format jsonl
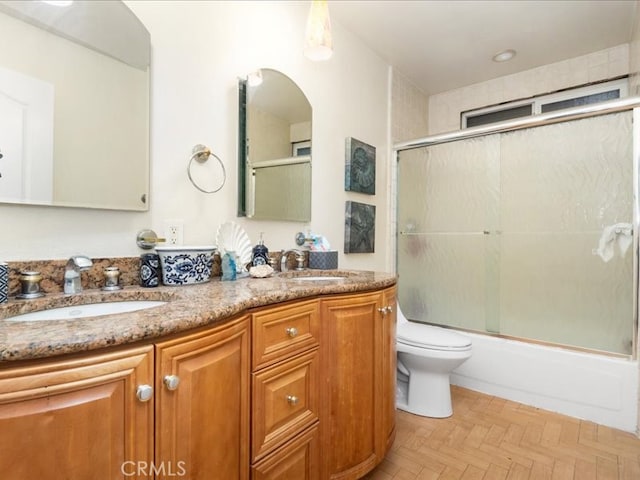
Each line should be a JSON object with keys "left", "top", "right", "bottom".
{"left": 595, "top": 223, "right": 633, "bottom": 262}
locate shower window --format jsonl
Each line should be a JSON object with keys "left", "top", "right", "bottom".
{"left": 397, "top": 111, "right": 634, "bottom": 355}
{"left": 461, "top": 78, "right": 628, "bottom": 128}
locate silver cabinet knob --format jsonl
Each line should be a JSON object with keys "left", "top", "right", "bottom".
{"left": 136, "top": 384, "right": 153, "bottom": 402}
{"left": 386, "top": 305, "right": 393, "bottom": 314}
{"left": 163, "top": 375, "right": 180, "bottom": 391}
{"left": 286, "top": 395, "right": 299, "bottom": 406}
{"left": 285, "top": 327, "right": 298, "bottom": 338}
{"left": 377, "top": 307, "right": 387, "bottom": 315}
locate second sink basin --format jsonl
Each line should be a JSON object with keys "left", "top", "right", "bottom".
{"left": 4, "top": 300, "right": 167, "bottom": 322}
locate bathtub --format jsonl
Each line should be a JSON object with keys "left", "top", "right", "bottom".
{"left": 449, "top": 331, "right": 639, "bottom": 433}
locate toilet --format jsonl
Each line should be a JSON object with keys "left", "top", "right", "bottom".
{"left": 396, "top": 303, "right": 472, "bottom": 418}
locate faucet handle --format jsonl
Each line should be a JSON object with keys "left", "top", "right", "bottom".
{"left": 293, "top": 250, "right": 305, "bottom": 270}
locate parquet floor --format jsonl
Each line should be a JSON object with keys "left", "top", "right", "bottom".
{"left": 364, "top": 386, "right": 640, "bottom": 480}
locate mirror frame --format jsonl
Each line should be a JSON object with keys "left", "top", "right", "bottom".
{"left": 237, "top": 69, "right": 312, "bottom": 222}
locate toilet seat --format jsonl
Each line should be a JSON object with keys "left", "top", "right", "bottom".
{"left": 397, "top": 321, "right": 471, "bottom": 351}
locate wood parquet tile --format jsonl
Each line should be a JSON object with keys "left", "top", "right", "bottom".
{"left": 364, "top": 386, "right": 640, "bottom": 480}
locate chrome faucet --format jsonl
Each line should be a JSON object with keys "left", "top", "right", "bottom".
{"left": 64, "top": 255, "right": 93, "bottom": 294}
{"left": 280, "top": 249, "right": 305, "bottom": 272}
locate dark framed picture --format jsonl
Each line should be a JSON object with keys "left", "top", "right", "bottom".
{"left": 344, "top": 201, "right": 376, "bottom": 253}
{"left": 345, "top": 137, "right": 375, "bottom": 195}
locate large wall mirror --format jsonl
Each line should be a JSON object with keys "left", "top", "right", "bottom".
{"left": 0, "top": 0, "right": 150, "bottom": 211}
{"left": 238, "top": 68, "right": 312, "bottom": 222}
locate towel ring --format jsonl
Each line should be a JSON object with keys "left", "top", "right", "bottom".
{"left": 187, "top": 144, "right": 226, "bottom": 193}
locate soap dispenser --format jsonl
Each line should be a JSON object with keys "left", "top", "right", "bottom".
{"left": 251, "top": 232, "right": 269, "bottom": 267}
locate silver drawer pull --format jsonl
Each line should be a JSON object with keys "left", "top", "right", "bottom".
{"left": 285, "top": 327, "right": 298, "bottom": 338}
{"left": 163, "top": 375, "right": 180, "bottom": 391}
{"left": 286, "top": 395, "right": 299, "bottom": 406}
{"left": 136, "top": 384, "right": 153, "bottom": 402}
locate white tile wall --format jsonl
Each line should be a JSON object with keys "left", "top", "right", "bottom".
{"left": 428, "top": 44, "right": 631, "bottom": 135}
{"left": 391, "top": 70, "right": 429, "bottom": 143}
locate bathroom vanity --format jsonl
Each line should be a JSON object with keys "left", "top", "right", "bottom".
{"left": 0, "top": 270, "right": 396, "bottom": 480}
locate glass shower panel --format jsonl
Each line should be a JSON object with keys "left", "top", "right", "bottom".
{"left": 397, "top": 136, "right": 500, "bottom": 331}
{"left": 499, "top": 112, "right": 633, "bottom": 354}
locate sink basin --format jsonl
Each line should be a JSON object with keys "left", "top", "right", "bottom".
{"left": 4, "top": 300, "right": 167, "bottom": 322}
{"left": 291, "top": 276, "right": 346, "bottom": 281}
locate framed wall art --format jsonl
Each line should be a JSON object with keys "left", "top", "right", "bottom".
{"left": 345, "top": 137, "right": 375, "bottom": 195}
{"left": 344, "top": 201, "right": 376, "bottom": 253}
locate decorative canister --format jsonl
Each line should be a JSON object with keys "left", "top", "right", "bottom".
{"left": 0, "top": 262, "right": 8, "bottom": 303}
{"left": 155, "top": 246, "right": 216, "bottom": 286}
{"left": 140, "top": 253, "right": 160, "bottom": 288}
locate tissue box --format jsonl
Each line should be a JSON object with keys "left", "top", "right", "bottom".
{"left": 308, "top": 250, "right": 338, "bottom": 270}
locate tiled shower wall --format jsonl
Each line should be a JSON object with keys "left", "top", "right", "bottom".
{"left": 428, "top": 44, "right": 630, "bottom": 135}
{"left": 391, "top": 70, "right": 429, "bottom": 143}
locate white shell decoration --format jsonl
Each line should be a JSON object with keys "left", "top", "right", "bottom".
{"left": 249, "top": 264, "right": 274, "bottom": 278}
{"left": 215, "top": 221, "right": 252, "bottom": 267}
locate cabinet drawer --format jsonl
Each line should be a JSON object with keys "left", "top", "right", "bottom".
{"left": 252, "top": 349, "right": 319, "bottom": 462}
{"left": 252, "top": 300, "right": 319, "bottom": 370}
{"left": 251, "top": 424, "right": 319, "bottom": 480}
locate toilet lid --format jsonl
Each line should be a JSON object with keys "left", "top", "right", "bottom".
{"left": 397, "top": 320, "right": 471, "bottom": 350}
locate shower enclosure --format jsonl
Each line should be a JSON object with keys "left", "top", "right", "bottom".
{"left": 395, "top": 99, "right": 639, "bottom": 356}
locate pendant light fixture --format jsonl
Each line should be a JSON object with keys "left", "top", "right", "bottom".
{"left": 304, "top": 0, "right": 333, "bottom": 61}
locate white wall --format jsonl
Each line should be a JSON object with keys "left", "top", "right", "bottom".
{"left": 0, "top": 1, "right": 391, "bottom": 273}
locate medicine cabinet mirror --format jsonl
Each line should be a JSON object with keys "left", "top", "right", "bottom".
{"left": 0, "top": 0, "right": 150, "bottom": 211}
{"left": 238, "top": 68, "right": 312, "bottom": 222}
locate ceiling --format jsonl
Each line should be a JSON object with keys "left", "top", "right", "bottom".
{"left": 329, "top": 0, "right": 637, "bottom": 95}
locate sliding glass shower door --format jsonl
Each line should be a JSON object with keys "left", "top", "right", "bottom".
{"left": 397, "top": 111, "right": 634, "bottom": 355}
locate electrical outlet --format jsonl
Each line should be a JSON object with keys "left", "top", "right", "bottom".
{"left": 164, "top": 220, "right": 184, "bottom": 245}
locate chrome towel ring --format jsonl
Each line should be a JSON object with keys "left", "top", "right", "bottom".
{"left": 187, "top": 144, "right": 226, "bottom": 193}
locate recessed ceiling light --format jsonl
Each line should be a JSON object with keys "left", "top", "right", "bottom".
{"left": 492, "top": 49, "right": 516, "bottom": 62}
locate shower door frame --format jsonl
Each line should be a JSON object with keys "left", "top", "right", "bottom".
{"left": 392, "top": 97, "right": 640, "bottom": 359}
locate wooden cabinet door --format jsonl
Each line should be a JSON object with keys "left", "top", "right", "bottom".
{"left": 0, "top": 346, "right": 154, "bottom": 480}
{"left": 382, "top": 286, "right": 397, "bottom": 454}
{"left": 319, "top": 291, "right": 385, "bottom": 480}
{"left": 156, "top": 315, "right": 250, "bottom": 480}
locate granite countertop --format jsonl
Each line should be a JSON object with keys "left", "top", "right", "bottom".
{"left": 0, "top": 270, "right": 396, "bottom": 363}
